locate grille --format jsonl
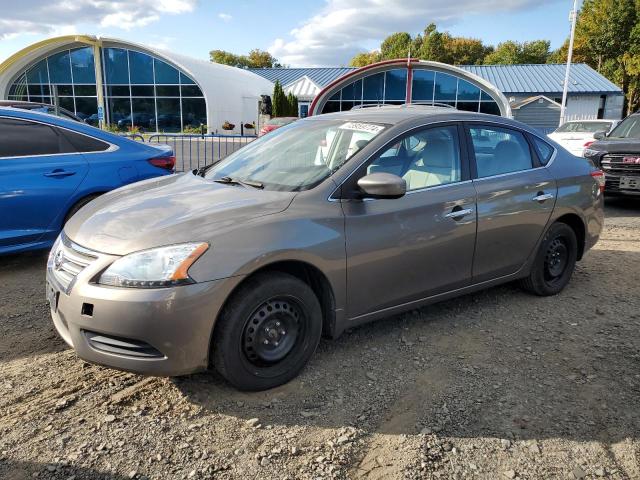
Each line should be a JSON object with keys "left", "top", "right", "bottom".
{"left": 49, "top": 235, "right": 98, "bottom": 293}
{"left": 601, "top": 154, "right": 640, "bottom": 176}
{"left": 84, "top": 331, "right": 164, "bottom": 358}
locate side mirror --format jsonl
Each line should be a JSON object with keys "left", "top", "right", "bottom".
{"left": 593, "top": 131, "right": 607, "bottom": 140}
{"left": 357, "top": 173, "right": 406, "bottom": 199}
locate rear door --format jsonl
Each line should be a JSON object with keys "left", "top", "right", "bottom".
{"left": 466, "top": 123, "right": 557, "bottom": 283}
{"left": 0, "top": 116, "right": 89, "bottom": 247}
{"left": 342, "top": 124, "right": 477, "bottom": 319}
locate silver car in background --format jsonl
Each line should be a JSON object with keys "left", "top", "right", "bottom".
{"left": 47, "top": 106, "right": 605, "bottom": 391}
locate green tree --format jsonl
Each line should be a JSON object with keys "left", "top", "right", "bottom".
{"left": 210, "top": 48, "right": 280, "bottom": 68}
{"left": 350, "top": 51, "right": 381, "bottom": 67}
{"left": 286, "top": 92, "right": 299, "bottom": 116}
{"left": 271, "top": 80, "right": 289, "bottom": 117}
{"left": 380, "top": 32, "right": 412, "bottom": 60}
{"left": 483, "top": 40, "right": 550, "bottom": 64}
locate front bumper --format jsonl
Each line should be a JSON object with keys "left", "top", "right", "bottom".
{"left": 47, "top": 240, "right": 242, "bottom": 376}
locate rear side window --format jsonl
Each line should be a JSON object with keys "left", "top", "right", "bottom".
{"left": 469, "top": 126, "right": 533, "bottom": 178}
{"left": 531, "top": 136, "right": 554, "bottom": 165}
{"left": 0, "top": 117, "right": 108, "bottom": 158}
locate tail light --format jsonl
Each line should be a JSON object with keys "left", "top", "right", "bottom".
{"left": 591, "top": 169, "right": 605, "bottom": 193}
{"left": 148, "top": 155, "right": 176, "bottom": 171}
{"left": 584, "top": 140, "right": 594, "bottom": 148}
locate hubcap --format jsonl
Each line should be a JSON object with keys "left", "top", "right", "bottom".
{"left": 242, "top": 299, "right": 301, "bottom": 365}
{"left": 544, "top": 237, "right": 568, "bottom": 279}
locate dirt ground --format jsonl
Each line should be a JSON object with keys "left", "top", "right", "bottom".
{"left": 1, "top": 197, "right": 639, "bottom": 480}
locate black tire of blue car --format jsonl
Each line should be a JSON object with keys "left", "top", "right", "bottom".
{"left": 521, "top": 222, "right": 578, "bottom": 296}
{"left": 64, "top": 194, "right": 101, "bottom": 225}
{"left": 212, "top": 271, "right": 323, "bottom": 391}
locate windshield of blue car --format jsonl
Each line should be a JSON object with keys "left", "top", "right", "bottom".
{"left": 554, "top": 121, "right": 612, "bottom": 133}
{"left": 205, "top": 119, "right": 388, "bottom": 191}
{"left": 608, "top": 116, "right": 640, "bottom": 139}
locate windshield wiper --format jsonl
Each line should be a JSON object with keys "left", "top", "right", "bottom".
{"left": 213, "top": 176, "right": 264, "bottom": 189}
{"left": 193, "top": 164, "right": 215, "bottom": 177}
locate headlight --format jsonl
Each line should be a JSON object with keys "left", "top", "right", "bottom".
{"left": 583, "top": 148, "right": 600, "bottom": 158}
{"left": 98, "top": 242, "right": 209, "bottom": 288}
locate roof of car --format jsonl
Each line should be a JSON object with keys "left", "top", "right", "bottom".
{"left": 0, "top": 100, "right": 52, "bottom": 108}
{"left": 307, "top": 104, "right": 533, "bottom": 132}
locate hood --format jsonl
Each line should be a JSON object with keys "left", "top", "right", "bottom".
{"left": 65, "top": 173, "right": 296, "bottom": 255}
{"left": 590, "top": 137, "right": 640, "bottom": 154}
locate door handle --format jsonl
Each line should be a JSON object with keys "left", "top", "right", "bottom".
{"left": 444, "top": 207, "right": 474, "bottom": 219}
{"left": 532, "top": 192, "right": 554, "bottom": 203}
{"left": 44, "top": 169, "right": 76, "bottom": 178}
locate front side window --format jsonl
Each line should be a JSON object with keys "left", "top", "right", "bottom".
{"left": 205, "top": 119, "right": 387, "bottom": 191}
{"left": 368, "top": 126, "right": 461, "bottom": 190}
{"left": 470, "top": 126, "right": 533, "bottom": 178}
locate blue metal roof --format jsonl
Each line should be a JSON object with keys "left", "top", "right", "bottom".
{"left": 249, "top": 63, "right": 622, "bottom": 96}
{"left": 459, "top": 63, "right": 621, "bottom": 95}
{"left": 248, "top": 67, "right": 355, "bottom": 88}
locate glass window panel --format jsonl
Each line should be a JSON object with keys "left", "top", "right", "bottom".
{"left": 341, "top": 101, "right": 355, "bottom": 111}
{"left": 470, "top": 126, "right": 532, "bottom": 178}
{"left": 434, "top": 72, "right": 457, "bottom": 101}
{"left": 108, "top": 98, "right": 131, "bottom": 127}
{"left": 74, "top": 85, "right": 96, "bottom": 96}
{"left": 321, "top": 101, "right": 341, "bottom": 114}
{"left": 131, "top": 85, "right": 155, "bottom": 97}
{"left": 26, "top": 60, "right": 49, "bottom": 85}
{"left": 28, "top": 84, "right": 50, "bottom": 96}
{"left": 156, "top": 98, "right": 181, "bottom": 132}
{"left": 363, "top": 72, "right": 384, "bottom": 101}
{"left": 107, "top": 85, "right": 130, "bottom": 97}
{"left": 29, "top": 96, "right": 45, "bottom": 104}
{"left": 181, "top": 85, "right": 203, "bottom": 97}
{"left": 384, "top": 69, "right": 407, "bottom": 102}
{"left": 155, "top": 85, "right": 180, "bottom": 97}
{"left": 58, "top": 97, "right": 75, "bottom": 113}
{"left": 8, "top": 95, "right": 28, "bottom": 102}
{"left": 480, "top": 101, "right": 501, "bottom": 115}
{"left": 9, "top": 74, "right": 28, "bottom": 97}
{"left": 132, "top": 98, "right": 156, "bottom": 131}
{"left": 341, "top": 80, "right": 362, "bottom": 101}
{"left": 47, "top": 51, "right": 72, "bottom": 83}
{"left": 411, "top": 70, "right": 435, "bottom": 102}
{"left": 54, "top": 84, "right": 74, "bottom": 96}
{"left": 456, "top": 101, "right": 480, "bottom": 113}
{"left": 70, "top": 47, "right": 95, "bottom": 84}
{"left": 154, "top": 59, "right": 179, "bottom": 84}
{"left": 457, "top": 79, "right": 481, "bottom": 101}
{"left": 181, "top": 98, "right": 207, "bottom": 129}
{"left": 128, "top": 51, "right": 154, "bottom": 84}
{"left": 481, "top": 91, "right": 495, "bottom": 102}
{"left": 329, "top": 91, "right": 341, "bottom": 101}
{"left": 104, "top": 48, "right": 129, "bottom": 84}
{"left": 180, "top": 72, "right": 195, "bottom": 84}
{"left": 75, "top": 97, "right": 98, "bottom": 121}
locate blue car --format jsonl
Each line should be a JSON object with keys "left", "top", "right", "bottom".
{"left": 0, "top": 107, "right": 175, "bottom": 255}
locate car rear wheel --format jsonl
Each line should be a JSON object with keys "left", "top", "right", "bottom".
{"left": 212, "top": 272, "right": 322, "bottom": 391}
{"left": 64, "top": 194, "right": 101, "bottom": 226}
{"left": 521, "top": 222, "right": 578, "bottom": 296}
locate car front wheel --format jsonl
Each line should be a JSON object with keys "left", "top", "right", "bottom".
{"left": 212, "top": 272, "right": 322, "bottom": 391}
{"left": 521, "top": 222, "right": 578, "bottom": 296}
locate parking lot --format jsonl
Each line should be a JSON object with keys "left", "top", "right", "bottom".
{"left": 0, "top": 197, "right": 639, "bottom": 480}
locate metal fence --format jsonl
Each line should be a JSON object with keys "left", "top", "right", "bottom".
{"left": 121, "top": 133, "right": 257, "bottom": 172}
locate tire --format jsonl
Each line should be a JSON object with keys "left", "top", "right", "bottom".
{"left": 212, "top": 272, "right": 322, "bottom": 391}
{"left": 63, "top": 194, "right": 100, "bottom": 226}
{"left": 521, "top": 222, "right": 578, "bottom": 296}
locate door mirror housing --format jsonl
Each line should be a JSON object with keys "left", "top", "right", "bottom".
{"left": 593, "top": 130, "right": 607, "bottom": 140}
{"left": 357, "top": 173, "right": 406, "bottom": 199}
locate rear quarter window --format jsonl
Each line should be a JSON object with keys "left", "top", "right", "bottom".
{"left": 62, "top": 129, "right": 110, "bottom": 153}
{"left": 531, "top": 136, "right": 555, "bottom": 165}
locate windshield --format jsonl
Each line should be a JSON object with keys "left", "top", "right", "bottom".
{"left": 555, "top": 121, "right": 612, "bottom": 133}
{"left": 205, "top": 119, "right": 387, "bottom": 191}
{"left": 608, "top": 116, "right": 640, "bottom": 139}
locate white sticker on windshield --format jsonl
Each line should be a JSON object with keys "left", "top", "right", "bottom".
{"left": 339, "top": 122, "right": 385, "bottom": 134}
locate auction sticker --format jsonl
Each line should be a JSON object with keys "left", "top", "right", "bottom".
{"left": 339, "top": 122, "right": 385, "bottom": 134}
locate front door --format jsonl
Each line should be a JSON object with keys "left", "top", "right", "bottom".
{"left": 0, "top": 117, "right": 88, "bottom": 248}
{"left": 342, "top": 124, "right": 477, "bottom": 320}
{"left": 466, "top": 124, "right": 557, "bottom": 283}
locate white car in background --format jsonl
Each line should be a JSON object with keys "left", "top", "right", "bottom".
{"left": 548, "top": 119, "right": 619, "bottom": 157}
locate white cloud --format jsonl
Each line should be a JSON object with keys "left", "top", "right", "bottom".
{"left": 0, "top": 0, "right": 198, "bottom": 39}
{"left": 218, "top": 13, "right": 233, "bottom": 22}
{"left": 269, "top": 0, "right": 560, "bottom": 66}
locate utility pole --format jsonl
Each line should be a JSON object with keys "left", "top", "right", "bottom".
{"left": 560, "top": 0, "right": 578, "bottom": 126}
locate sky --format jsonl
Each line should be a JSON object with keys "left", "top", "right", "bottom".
{"left": 0, "top": 0, "right": 579, "bottom": 67}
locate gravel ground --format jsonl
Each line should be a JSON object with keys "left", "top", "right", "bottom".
{"left": 1, "top": 198, "right": 639, "bottom": 480}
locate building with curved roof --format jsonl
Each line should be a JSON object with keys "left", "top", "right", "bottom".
{"left": 0, "top": 35, "right": 273, "bottom": 134}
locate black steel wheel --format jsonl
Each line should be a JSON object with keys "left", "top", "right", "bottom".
{"left": 521, "top": 222, "right": 578, "bottom": 296}
{"left": 212, "top": 272, "right": 322, "bottom": 391}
